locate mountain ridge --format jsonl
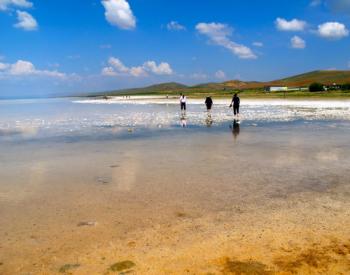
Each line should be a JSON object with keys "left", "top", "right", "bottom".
{"left": 93, "top": 70, "right": 350, "bottom": 96}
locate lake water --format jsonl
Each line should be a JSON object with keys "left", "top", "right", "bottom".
{"left": 1, "top": 97, "right": 350, "bottom": 274}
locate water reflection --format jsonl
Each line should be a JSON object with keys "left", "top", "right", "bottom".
{"left": 205, "top": 112, "right": 213, "bottom": 127}
{"left": 230, "top": 119, "right": 240, "bottom": 140}
{"left": 180, "top": 112, "right": 187, "bottom": 128}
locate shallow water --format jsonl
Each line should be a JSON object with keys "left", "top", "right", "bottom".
{"left": 1, "top": 97, "right": 350, "bottom": 274}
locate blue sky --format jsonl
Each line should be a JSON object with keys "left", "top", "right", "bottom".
{"left": 0, "top": 0, "right": 350, "bottom": 97}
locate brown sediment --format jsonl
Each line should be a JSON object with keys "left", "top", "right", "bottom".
{"left": 175, "top": 211, "right": 188, "bottom": 218}
{"left": 1, "top": 125, "right": 350, "bottom": 274}
{"left": 273, "top": 239, "right": 350, "bottom": 273}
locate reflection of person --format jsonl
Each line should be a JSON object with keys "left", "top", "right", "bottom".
{"left": 230, "top": 119, "right": 240, "bottom": 140}
{"left": 180, "top": 94, "right": 187, "bottom": 111}
{"left": 205, "top": 96, "right": 213, "bottom": 111}
{"left": 180, "top": 115, "right": 187, "bottom": 128}
{"left": 205, "top": 113, "right": 213, "bottom": 127}
{"left": 229, "top": 93, "right": 240, "bottom": 116}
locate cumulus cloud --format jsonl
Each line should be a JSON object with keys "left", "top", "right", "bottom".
{"left": 166, "top": 21, "right": 186, "bottom": 31}
{"left": 291, "top": 35, "right": 306, "bottom": 49}
{"left": 14, "top": 10, "right": 38, "bottom": 31}
{"left": 102, "top": 57, "right": 173, "bottom": 77}
{"left": 195, "top": 22, "right": 256, "bottom": 59}
{"left": 0, "top": 60, "right": 67, "bottom": 78}
{"left": 215, "top": 70, "right": 226, "bottom": 79}
{"left": 143, "top": 61, "right": 173, "bottom": 75}
{"left": 317, "top": 22, "right": 349, "bottom": 39}
{"left": 0, "top": 0, "right": 33, "bottom": 11}
{"left": 0, "top": 62, "right": 9, "bottom": 70}
{"left": 101, "top": 0, "right": 136, "bottom": 30}
{"left": 275, "top": 18, "right": 307, "bottom": 31}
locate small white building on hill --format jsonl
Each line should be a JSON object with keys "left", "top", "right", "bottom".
{"left": 265, "top": 86, "right": 308, "bottom": 92}
{"left": 265, "top": 86, "right": 288, "bottom": 92}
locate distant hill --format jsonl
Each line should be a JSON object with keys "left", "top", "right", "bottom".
{"left": 92, "top": 70, "right": 350, "bottom": 96}
{"left": 269, "top": 70, "right": 350, "bottom": 87}
{"left": 96, "top": 82, "right": 187, "bottom": 96}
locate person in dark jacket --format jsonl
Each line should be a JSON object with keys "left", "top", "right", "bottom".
{"left": 205, "top": 96, "right": 213, "bottom": 111}
{"left": 229, "top": 93, "right": 240, "bottom": 116}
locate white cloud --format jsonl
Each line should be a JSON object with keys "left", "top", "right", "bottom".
{"left": 9, "top": 59, "right": 35, "bottom": 75}
{"left": 195, "top": 22, "right": 256, "bottom": 59}
{"left": 101, "top": 0, "right": 136, "bottom": 30}
{"left": 102, "top": 57, "right": 173, "bottom": 77}
{"left": 14, "top": 10, "right": 38, "bottom": 31}
{"left": 252, "top": 42, "right": 263, "bottom": 47}
{"left": 143, "top": 61, "right": 173, "bottom": 75}
{"left": 0, "top": 0, "right": 33, "bottom": 11}
{"left": 215, "top": 70, "right": 226, "bottom": 79}
{"left": 108, "top": 57, "right": 129, "bottom": 73}
{"left": 129, "top": 66, "right": 146, "bottom": 77}
{"left": 101, "top": 66, "right": 117, "bottom": 76}
{"left": 0, "top": 60, "right": 67, "bottom": 78}
{"left": 166, "top": 21, "right": 186, "bottom": 31}
{"left": 0, "top": 62, "right": 9, "bottom": 70}
{"left": 275, "top": 18, "right": 307, "bottom": 31}
{"left": 291, "top": 35, "right": 306, "bottom": 49}
{"left": 317, "top": 22, "right": 349, "bottom": 39}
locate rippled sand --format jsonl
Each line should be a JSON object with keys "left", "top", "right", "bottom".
{"left": 1, "top": 99, "right": 350, "bottom": 274}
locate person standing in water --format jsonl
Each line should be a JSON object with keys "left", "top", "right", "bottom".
{"left": 180, "top": 94, "right": 187, "bottom": 111}
{"left": 205, "top": 96, "right": 213, "bottom": 111}
{"left": 229, "top": 93, "right": 240, "bottom": 116}
{"left": 204, "top": 96, "right": 213, "bottom": 127}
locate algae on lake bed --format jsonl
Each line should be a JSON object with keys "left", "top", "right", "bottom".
{"left": 59, "top": 263, "right": 80, "bottom": 273}
{"left": 109, "top": 260, "right": 136, "bottom": 272}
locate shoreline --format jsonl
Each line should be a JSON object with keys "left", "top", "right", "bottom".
{"left": 73, "top": 95, "right": 350, "bottom": 107}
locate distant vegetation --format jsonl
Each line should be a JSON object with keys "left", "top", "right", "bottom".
{"left": 84, "top": 70, "right": 350, "bottom": 98}
{"left": 309, "top": 82, "right": 324, "bottom": 92}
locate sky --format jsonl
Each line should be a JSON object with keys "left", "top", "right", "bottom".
{"left": 1, "top": 0, "right": 350, "bottom": 97}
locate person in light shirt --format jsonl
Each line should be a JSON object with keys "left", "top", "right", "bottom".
{"left": 179, "top": 94, "right": 187, "bottom": 111}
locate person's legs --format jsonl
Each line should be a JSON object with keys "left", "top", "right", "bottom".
{"left": 234, "top": 105, "right": 239, "bottom": 116}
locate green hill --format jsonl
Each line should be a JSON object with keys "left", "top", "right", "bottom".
{"left": 100, "top": 82, "right": 187, "bottom": 96}
{"left": 269, "top": 70, "right": 350, "bottom": 87}
{"left": 91, "top": 70, "right": 350, "bottom": 97}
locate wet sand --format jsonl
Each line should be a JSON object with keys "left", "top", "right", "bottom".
{"left": 1, "top": 120, "right": 350, "bottom": 274}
